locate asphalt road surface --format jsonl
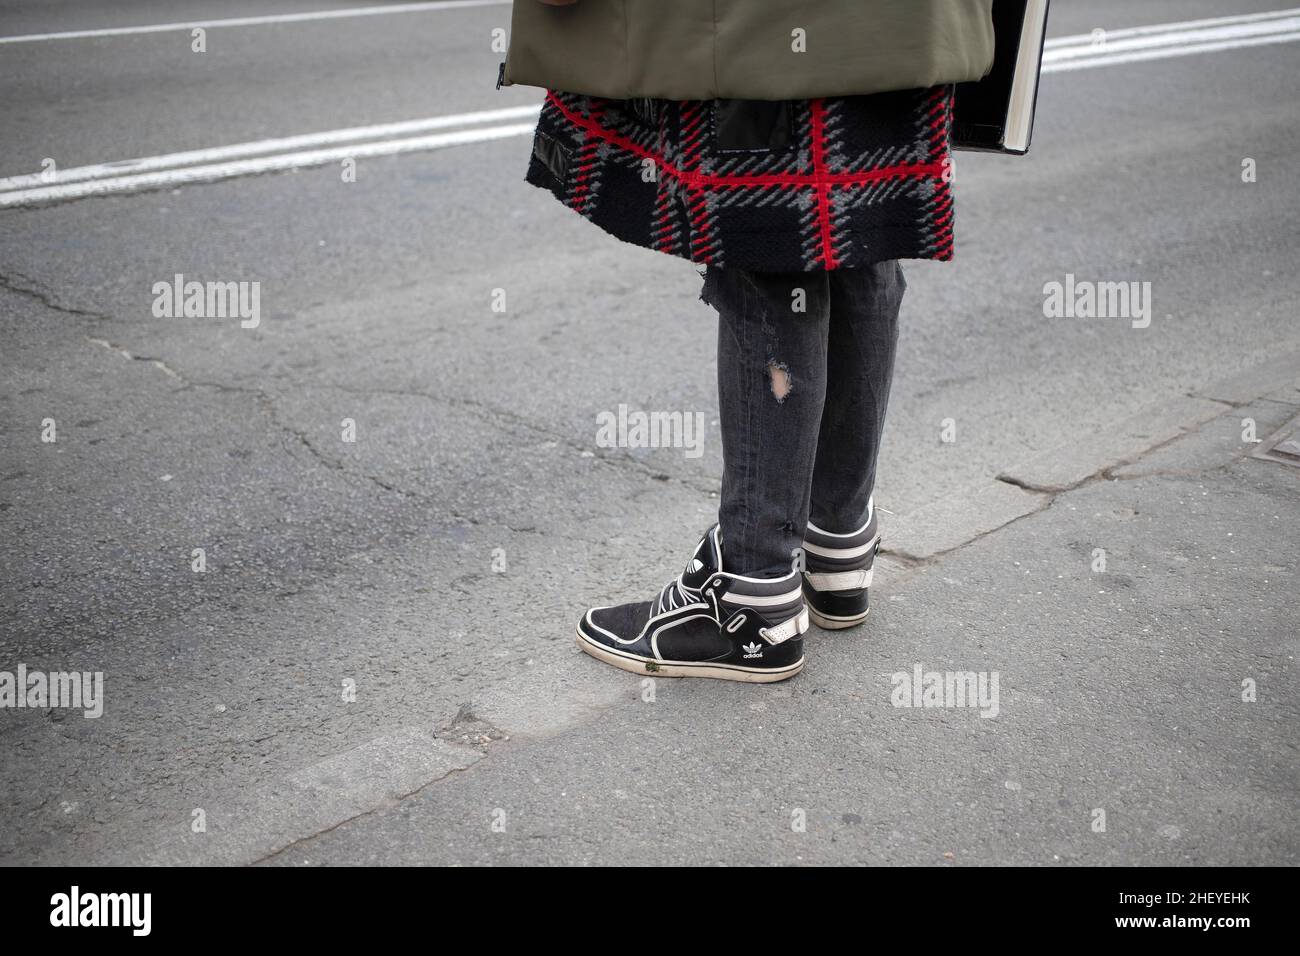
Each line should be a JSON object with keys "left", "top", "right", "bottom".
{"left": 1, "top": 0, "right": 1297, "bottom": 865}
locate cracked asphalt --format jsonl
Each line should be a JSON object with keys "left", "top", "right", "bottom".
{"left": 0, "top": 0, "right": 1297, "bottom": 865}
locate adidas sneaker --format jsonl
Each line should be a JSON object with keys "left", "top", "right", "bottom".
{"left": 801, "top": 509, "right": 880, "bottom": 630}
{"left": 576, "top": 525, "right": 808, "bottom": 682}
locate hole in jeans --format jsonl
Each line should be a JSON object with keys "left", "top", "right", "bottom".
{"left": 768, "top": 363, "right": 792, "bottom": 403}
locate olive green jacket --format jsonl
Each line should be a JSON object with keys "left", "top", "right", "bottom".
{"left": 504, "top": 0, "right": 996, "bottom": 101}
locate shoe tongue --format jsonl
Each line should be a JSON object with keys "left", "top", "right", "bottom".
{"left": 681, "top": 526, "right": 724, "bottom": 590}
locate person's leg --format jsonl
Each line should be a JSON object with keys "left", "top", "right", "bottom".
{"left": 809, "top": 259, "right": 904, "bottom": 530}
{"left": 801, "top": 259, "right": 905, "bottom": 628}
{"left": 572, "top": 265, "right": 827, "bottom": 682}
{"left": 705, "top": 265, "right": 832, "bottom": 577}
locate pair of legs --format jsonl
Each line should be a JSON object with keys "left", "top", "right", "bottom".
{"left": 705, "top": 259, "right": 906, "bottom": 577}
{"left": 574, "top": 259, "right": 904, "bottom": 681}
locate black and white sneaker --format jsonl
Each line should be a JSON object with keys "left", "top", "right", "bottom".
{"left": 576, "top": 525, "right": 808, "bottom": 683}
{"left": 801, "top": 507, "right": 880, "bottom": 630}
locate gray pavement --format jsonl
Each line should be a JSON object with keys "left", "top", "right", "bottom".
{"left": 0, "top": 0, "right": 1297, "bottom": 865}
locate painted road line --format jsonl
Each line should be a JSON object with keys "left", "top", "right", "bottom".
{"left": 0, "top": 0, "right": 509, "bottom": 44}
{"left": 0, "top": 105, "right": 542, "bottom": 192}
{"left": 1044, "top": 8, "right": 1300, "bottom": 48}
{"left": 0, "top": 123, "right": 537, "bottom": 208}
{"left": 1043, "top": 14, "right": 1300, "bottom": 64}
{"left": 1044, "top": 29, "right": 1300, "bottom": 73}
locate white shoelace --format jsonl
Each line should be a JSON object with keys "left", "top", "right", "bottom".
{"left": 654, "top": 574, "right": 703, "bottom": 615}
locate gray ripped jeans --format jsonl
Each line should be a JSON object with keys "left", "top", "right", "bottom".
{"left": 701, "top": 260, "right": 905, "bottom": 577}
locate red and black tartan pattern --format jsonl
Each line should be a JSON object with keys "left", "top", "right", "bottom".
{"left": 525, "top": 86, "right": 956, "bottom": 272}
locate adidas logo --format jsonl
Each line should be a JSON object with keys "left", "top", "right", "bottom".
{"left": 742, "top": 642, "right": 763, "bottom": 659}
{"left": 689, "top": 559, "right": 704, "bottom": 573}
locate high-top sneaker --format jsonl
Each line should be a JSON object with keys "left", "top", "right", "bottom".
{"left": 801, "top": 507, "right": 880, "bottom": 630}
{"left": 576, "top": 525, "right": 808, "bottom": 682}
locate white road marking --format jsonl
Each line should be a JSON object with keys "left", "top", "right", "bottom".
{"left": 0, "top": 106, "right": 542, "bottom": 192}
{"left": 0, "top": 123, "right": 538, "bottom": 207}
{"left": 2, "top": 10, "right": 1297, "bottom": 207}
{"left": 1044, "top": 14, "right": 1300, "bottom": 64}
{"left": 1044, "top": 7, "right": 1300, "bottom": 47}
{"left": 1044, "top": 30, "right": 1300, "bottom": 73}
{"left": 0, "top": 0, "right": 510, "bottom": 44}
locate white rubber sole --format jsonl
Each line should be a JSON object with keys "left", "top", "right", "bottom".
{"left": 808, "top": 605, "right": 870, "bottom": 630}
{"left": 575, "top": 629, "right": 804, "bottom": 683}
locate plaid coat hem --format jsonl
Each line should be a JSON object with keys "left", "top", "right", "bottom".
{"left": 525, "top": 86, "right": 957, "bottom": 273}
